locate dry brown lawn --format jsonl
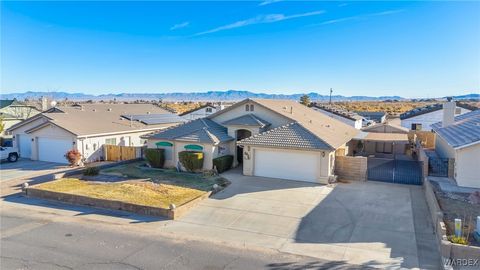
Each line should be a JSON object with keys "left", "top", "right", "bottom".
{"left": 36, "top": 178, "right": 206, "bottom": 209}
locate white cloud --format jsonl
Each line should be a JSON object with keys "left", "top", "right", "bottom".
{"left": 170, "top": 21, "right": 190, "bottom": 31}
{"left": 314, "top": 9, "right": 405, "bottom": 26}
{"left": 258, "top": 0, "right": 283, "bottom": 6}
{"left": 194, "top": 10, "right": 324, "bottom": 36}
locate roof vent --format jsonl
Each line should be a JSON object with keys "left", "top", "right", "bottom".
{"left": 92, "top": 109, "right": 96, "bottom": 112}
{"left": 107, "top": 108, "right": 112, "bottom": 111}
{"left": 147, "top": 111, "right": 151, "bottom": 114}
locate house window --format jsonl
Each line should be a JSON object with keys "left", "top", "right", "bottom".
{"left": 93, "top": 143, "right": 97, "bottom": 150}
{"left": 250, "top": 104, "right": 254, "bottom": 111}
{"left": 206, "top": 107, "right": 213, "bottom": 113}
{"left": 245, "top": 104, "right": 250, "bottom": 111}
{"left": 411, "top": 123, "right": 422, "bottom": 131}
{"left": 455, "top": 108, "right": 461, "bottom": 114}
{"left": 105, "top": 138, "right": 117, "bottom": 145}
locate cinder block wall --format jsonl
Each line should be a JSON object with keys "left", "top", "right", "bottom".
{"left": 335, "top": 156, "right": 367, "bottom": 181}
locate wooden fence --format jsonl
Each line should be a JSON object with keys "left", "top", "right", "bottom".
{"left": 104, "top": 145, "right": 143, "bottom": 161}
{"left": 408, "top": 130, "right": 436, "bottom": 149}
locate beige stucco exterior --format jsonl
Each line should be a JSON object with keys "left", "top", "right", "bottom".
{"left": 436, "top": 134, "right": 480, "bottom": 188}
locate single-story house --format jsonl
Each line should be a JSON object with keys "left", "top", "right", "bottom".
{"left": 432, "top": 104, "right": 480, "bottom": 188}
{"left": 179, "top": 103, "right": 227, "bottom": 120}
{"left": 400, "top": 101, "right": 475, "bottom": 131}
{"left": 146, "top": 98, "right": 358, "bottom": 183}
{"left": 356, "top": 111, "right": 387, "bottom": 124}
{"left": 0, "top": 99, "right": 41, "bottom": 136}
{"left": 311, "top": 103, "right": 363, "bottom": 129}
{"left": 7, "top": 103, "right": 185, "bottom": 164}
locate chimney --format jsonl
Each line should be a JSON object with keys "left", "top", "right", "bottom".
{"left": 41, "top": 96, "right": 48, "bottom": 111}
{"left": 442, "top": 97, "right": 455, "bottom": 128}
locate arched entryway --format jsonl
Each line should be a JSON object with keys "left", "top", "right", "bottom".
{"left": 236, "top": 129, "right": 252, "bottom": 163}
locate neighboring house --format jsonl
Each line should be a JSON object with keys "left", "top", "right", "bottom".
{"left": 146, "top": 99, "right": 358, "bottom": 183}
{"left": 352, "top": 123, "right": 410, "bottom": 158}
{"left": 7, "top": 103, "right": 185, "bottom": 164}
{"left": 311, "top": 103, "right": 363, "bottom": 129}
{"left": 0, "top": 99, "right": 41, "bottom": 136}
{"left": 432, "top": 102, "right": 480, "bottom": 188}
{"left": 356, "top": 111, "right": 387, "bottom": 124}
{"left": 400, "top": 102, "right": 475, "bottom": 131}
{"left": 179, "top": 104, "right": 226, "bottom": 120}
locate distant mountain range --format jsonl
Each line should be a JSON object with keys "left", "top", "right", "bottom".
{"left": 0, "top": 90, "right": 478, "bottom": 102}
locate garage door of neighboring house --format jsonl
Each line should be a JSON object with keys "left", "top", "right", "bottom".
{"left": 367, "top": 157, "right": 423, "bottom": 185}
{"left": 37, "top": 137, "right": 73, "bottom": 164}
{"left": 253, "top": 149, "right": 319, "bottom": 183}
{"left": 18, "top": 134, "right": 32, "bottom": 159}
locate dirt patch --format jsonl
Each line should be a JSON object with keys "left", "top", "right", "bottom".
{"left": 431, "top": 181, "right": 480, "bottom": 247}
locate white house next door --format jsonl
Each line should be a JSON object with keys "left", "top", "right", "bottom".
{"left": 253, "top": 149, "right": 319, "bottom": 183}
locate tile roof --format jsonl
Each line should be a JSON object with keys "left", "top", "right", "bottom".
{"left": 400, "top": 102, "right": 477, "bottom": 120}
{"left": 238, "top": 122, "right": 333, "bottom": 150}
{"left": 248, "top": 99, "right": 359, "bottom": 149}
{"left": 8, "top": 103, "right": 182, "bottom": 136}
{"left": 311, "top": 103, "right": 364, "bottom": 121}
{"left": 431, "top": 110, "right": 480, "bottom": 148}
{"left": 147, "top": 118, "right": 234, "bottom": 144}
{"left": 222, "top": 114, "right": 271, "bottom": 128}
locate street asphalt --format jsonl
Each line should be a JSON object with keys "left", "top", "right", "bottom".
{"left": 0, "top": 202, "right": 369, "bottom": 270}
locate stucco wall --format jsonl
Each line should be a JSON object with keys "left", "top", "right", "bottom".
{"left": 401, "top": 107, "right": 470, "bottom": 131}
{"left": 182, "top": 106, "right": 216, "bottom": 120}
{"left": 455, "top": 143, "right": 480, "bottom": 188}
{"left": 435, "top": 135, "right": 456, "bottom": 159}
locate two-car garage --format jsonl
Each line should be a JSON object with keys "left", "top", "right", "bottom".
{"left": 247, "top": 148, "right": 333, "bottom": 183}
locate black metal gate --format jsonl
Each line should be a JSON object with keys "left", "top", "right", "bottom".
{"left": 367, "top": 158, "right": 423, "bottom": 185}
{"left": 428, "top": 157, "right": 449, "bottom": 177}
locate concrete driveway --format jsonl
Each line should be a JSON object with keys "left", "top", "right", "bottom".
{"left": 0, "top": 159, "right": 67, "bottom": 182}
{"left": 163, "top": 170, "right": 441, "bottom": 269}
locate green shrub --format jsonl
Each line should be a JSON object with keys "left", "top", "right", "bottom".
{"left": 83, "top": 166, "right": 100, "bottom": 176}
{"left": 179, "top": 151, "right": 204, "bottom": 172}
{"left": 213, "top": 155, "right": 233, "bottom": 173}
{"left": 145, "top": 148, "right": 165, "bottom": 168}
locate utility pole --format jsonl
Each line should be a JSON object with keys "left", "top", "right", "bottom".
{"left": 329, "top": 88, "right": 333, "bottom": 105}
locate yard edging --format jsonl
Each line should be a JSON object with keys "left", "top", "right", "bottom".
{"left": 25, "top": 185, "right": 212, "bottom": 220}
{"left": 423, "top": 179, "right": 480, "bottom": 268}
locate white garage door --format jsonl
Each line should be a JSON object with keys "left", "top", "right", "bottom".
{"left": 18, "top": 134, "right": 32, "bottom": 159}
{"left": 38, "top": 137, "right": 73, "bottom": 164}
{"left": 253, "top": 149, "right": 319, "bottom": 183}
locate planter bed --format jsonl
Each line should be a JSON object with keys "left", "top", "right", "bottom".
{"left": 26, "top": 178, "right": 212, "bottom": 219}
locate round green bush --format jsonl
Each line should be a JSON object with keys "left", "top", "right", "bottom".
{"left": 213, "top": 155, "right": 233, "bottom": 173}
{"left": 179, "top": 151, "right": 204, "bottom": 172}
{"left": 145, "top": 148, "right": 165, "bottom": 168}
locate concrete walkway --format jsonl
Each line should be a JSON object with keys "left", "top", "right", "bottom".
{"left": 161, "top": 170, "right": 441, "bottom": 269}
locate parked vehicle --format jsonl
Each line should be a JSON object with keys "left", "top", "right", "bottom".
{"left": 0, "top": 146, "right": 19, "bottom": 162}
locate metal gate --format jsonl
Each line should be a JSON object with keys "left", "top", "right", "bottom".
{"left": 367, "top": 158, "right": 423, "bottom": 185}
{"left": 428, "top": 157, "right": 449, "bottom": 177}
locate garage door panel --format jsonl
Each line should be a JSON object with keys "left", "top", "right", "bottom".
{"left": 38, "top": 137, "right": 73, "bottom": 164}
{"left": 253, "top": 149, "right": 319, "bottom": 183}
{"left": 18, "top": 135, "right": 32, "bottom": 159}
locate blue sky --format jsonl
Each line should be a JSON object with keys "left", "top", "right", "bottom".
{"left": 1, "top": 1, "right": 479, "bottom": 98}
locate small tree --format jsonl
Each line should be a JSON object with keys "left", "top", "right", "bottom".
{"left": 300, "top": 94, "right": 311, "bottom": 106}
{"left": 65, "top": 149, "right": 82, "bottom": 166}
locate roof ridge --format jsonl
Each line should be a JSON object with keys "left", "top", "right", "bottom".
{"left": 239, "top": 122, "right": 296, "bottom": 143}
{"left": 296, "top": 121, "right": 334, "bottom": 149}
